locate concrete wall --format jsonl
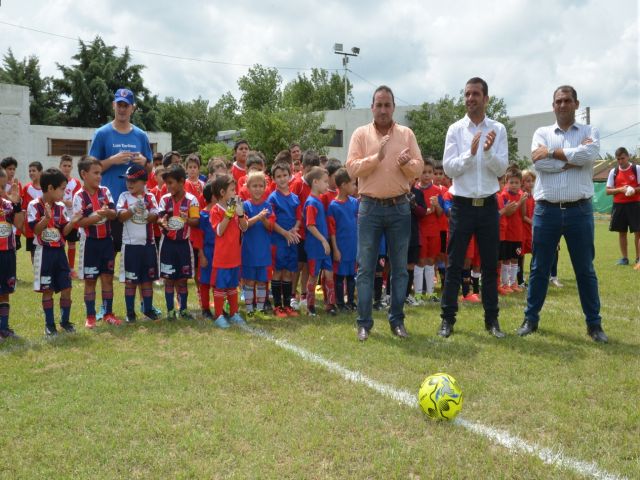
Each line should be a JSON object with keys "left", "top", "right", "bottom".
{"left": 510, "top": 111, "right": 556, "bottom": 161}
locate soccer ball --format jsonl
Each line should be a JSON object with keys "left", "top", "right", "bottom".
{"left": 418, "top": 373, "right": 463, "bottom": 420}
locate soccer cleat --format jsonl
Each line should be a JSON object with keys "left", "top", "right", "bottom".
{"left": 405, "top": 295, "right": 420, "bottom": 306}
{"left": 616, "top": 257, "right": 629, "bottom": 266}
{"left": 0, "top": 328, "right": 19, "bottom": 339}
{"left": 498, "top": 286, "right": 512, "bottom": 296}
{"left": 45, "top": 325, "right": 58, "bottom": 337}
{"left": 510, "top": 284, "right": 524, "bottom": 293}
{"left": 201, "top": 309, "right": 214, "bottom": 320}
{"left": 372, "top": 301, "right": 385, "bottom": 311}
{"left": 346, "top": 302, "right": 358, "bottom": 311}
{"left": 307, "top": 305, "right": 317, "bottom": 317}
{"left": 428, "top": 293, "right": 440, "bottom": 303}
{"left": 85, "top": 316, "right": 97, "bottom": 329}
{"left": 126, "top": 312, "right": 137, "bottom": 324}
{"left": 60, "top": 322, "right": 76, "bottom": 333}
{"left": 549, "top": 277, "right": 564, "bottom": 288}
{"left": 214, "top": 315, "right": 230, "bottom": 329}
{"left": 104, "top": 314, "right": 122, "bottom": 326}
{"left": 461, "top": 293, "right": 481, "bottom": 303}
{"left": 143, "top": 310, "right": 160, "bottom": 321}
{"left": 229, "top": 313, "right": 246, "bottom": 325}
{"left": 326, "top": 305, "right": 337, "bottom": 316}
{"left": 96, "top": 304, "right": 105, "bottom": 322}
{"left": 284, "top": 306, "right": 299, "bottom": 318}
{"left": 247, "top": 310, "right": 256, "bottom": 318}
{"left": 179, "top": 310, "right": 195, "bottom": 320}
{"left": 290, "top": 298, "right": 300, "bottom": 310}
{"left": 165, "top": 310, "right": 177, "bottom": 322}
{"left": 274, "top": 307, "right": 288, "bottom": 318}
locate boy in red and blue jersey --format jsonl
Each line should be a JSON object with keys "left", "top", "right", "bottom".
{"left": 116, "top": 164, "right": 160, "bottom": 323}
{"left": 302, "top": 166, "right": 336, "bottom": 316}
{"left": 327, "top": 168, "right": 358, "bottom": 311}
{"left": 73, "top": 157, "right": 120, "bottom": 329}
{"left": 29, "top": 168, "right": 80, "bottom": 336}
{"left": 267, "top": 162, "right": 301, "bottom": 317}
{"left": 197, "top": 182, "right": 216, "bottom": 319}
{"left": 158, "top": 164, "right": 200, "bottom": 321}
{"left": 209, "top": 174, "right": 248, "bottom": 328}
{"left": 0, "top": 167, "right": 25, "bottom": 340}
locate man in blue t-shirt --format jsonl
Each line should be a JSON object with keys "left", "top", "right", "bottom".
{"left": 89, "top": 88, "right": 153, "bottom": 252}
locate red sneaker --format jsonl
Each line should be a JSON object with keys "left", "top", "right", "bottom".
{"left": 85, "top": 315, "right": 97, "bottom": 329}
{"left": 464, "top": 293, "right": 481, "bottom": 303}
{"left": 274, "top": 307, "right": 288, "bottom": 318}
{"left": 284, "top": 306, "right": 299, "bottom": 318}
{"left": 510, "top": 284, "right": 524, "bottom": 293}
{"left": 498, "top": 286, "right": 512, "bottom": 296}
{"left": 104, "top": 313, "right": 122, "bottom": 326}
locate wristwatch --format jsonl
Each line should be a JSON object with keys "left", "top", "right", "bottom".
{"left": 547, "top": 147, "right": 554, "bottom": 159}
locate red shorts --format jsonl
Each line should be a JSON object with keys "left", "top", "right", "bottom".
{"left": 522, "top": 236, "right": 532, "bottom": 255}
{"left": 419, "top": 236, "right": 440, "bottom": 260}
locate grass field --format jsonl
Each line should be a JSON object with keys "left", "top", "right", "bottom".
{"left": 1, "top": 221, "right": 639, "bottom": 479}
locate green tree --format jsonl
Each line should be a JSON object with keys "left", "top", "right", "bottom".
{"left": 198, "top": 142, "right": 234, "bottom": 164}
{"left": 212, "top": 91, "right": 241, "bottom": 130}
{"left": 0, "top": 48, "right": 62, "bottom": 125}
{"left": 282, "top": 68, "right": 353, "bottom": 110}
{"left": 237, "top": 64, "right": 282, "bottom": 113}
{"left": 54, "top": 36, "right": 159, "bottom": 130}
{"left": 408, "top": 92, "right": 520, "bottom": 165}
{"left": 157, "top": 96, "right": 223, "bottom": 153}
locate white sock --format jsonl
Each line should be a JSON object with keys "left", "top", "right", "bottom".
{"left": 510, "top": 264, "right": 519, "bottom": 286}
{"left": 501, "top": 263, "right": 510, "bottom": 286}
{"left": 413, "top": 266, "right": 424, "bottom": 295}
{"left": 425, "top": 265, "right": 435, "bottom": 294}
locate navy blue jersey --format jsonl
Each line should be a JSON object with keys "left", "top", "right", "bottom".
{"left": 267, "top": 189, "right": 300, "bottom": 247}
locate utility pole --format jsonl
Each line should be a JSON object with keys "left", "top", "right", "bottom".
{"left": 586, "top": 106, "right": 591, "bottom": 125}
{"left": 333, "top": 44, "right": 360, "bottom": 110}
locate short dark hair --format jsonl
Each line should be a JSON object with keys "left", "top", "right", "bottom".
{"left": 334, "top": 167, "right": 351, "bottom": 188}
{"left": 208, "top": 157, "right": 228, "bottom": 174}
{"left": 77, "top": 156, "right": 101, "bottom": 177}
{"left": 28, "top": 161, "right": 43, "bottom": 172}
{"left": 185, "top": 153, "right": 201, "bottom": 167}
{"left": 0, "top": 157, "right": 18, "bottom": 169}
{"left": 302, "top": 150, "right": 320, "bottom": 169}
{"left": 40, "top": 168, "right": 67, "bottom": 192}
{"left": 325, "top": 158, "right": 342, "bottom": 176}
{"left": 274, "top": 150, "right": 292, "bottom": 165}
{"left": 203, "top": 181, "right": 215, "bottom": 204}
{"left": 423, "top": 158, "right": 435, "bottom": 169}
{"left": 152, "top": 152, "right": 164, "bottom": 162}
{"left": 615, "top": 147, "right": 629, "bottom": 157}
{"left": 234, "top": 139, "right": 249, "bottom": 152}
{"left": 246, "top": 151, "right": 265, "bottom": 170}
{"left": 271, "top": 162, "right": 291, "bottom": 177}
{"left": 289, "top": 142, "right": 300, "bottom": 151}
{"left": 506, "top": 166, "right": 522, "bottom": 181}
{"left": 303, "top": 166, "right": 327, "bottom": 186}
{"left": 59, "top": 154, "right": 73, "bottom": 165}
{"left": 162, "top": 164, "right": 187, "bottom": 182}
{"left": 433, "top": 162, "right": 444, "bottom": 172}
{"left": 372, "top": 85, "right": 395, "bottom": 106}
{"left": 163, "top": 151, "right": 181, "bottom": 168}
{"left": 553, "top": 85, "right": 578, "bottom": 102}
{"left": 211, "top": 174, "right": 235, "bottom": 200}
{"left": 466, "top": 77, "right": 488, "bottom": 96}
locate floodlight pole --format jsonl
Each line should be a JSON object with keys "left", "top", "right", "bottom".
{"left": 333, "top": 45, "right": 360, "bottom": 110}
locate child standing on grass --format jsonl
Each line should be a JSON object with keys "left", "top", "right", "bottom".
{"left": 198, "top": 182, "right": 216, "bottom": 319}
{"left": 520, "top": 170, "right": 536, "bottom": 286}
{"left": 302, "top": 166, "right": 336, "bottom": 316}
{"left": 59, "top": 155, "right": 82, "bottom": 279}
{"left": 73, "top": 157, "right": 120, "bottom": 328}
{"left": 22, "top": 161, "right": 43, "bottom": 261}
{"left": 241, "top": 171, "right": 274, "bottom": 317}
{"left": 1, "top": 157, "right": 23, "bottom": 252}
{"left": 158, "top": 164, "right": 200, "bottom": 321}
{"left": 116, "top": 164, "right": 160, "bottom": 323}
{"left": 327, "top": 168, "right": 358, "bottom": 311}
{"left": 185, "top": 154, "right": 205, "bottom": 311}
{"left": 0, "top": 168, "right": 25, "bottom": 340}
{"left": 210, "top": 174, "right": 248, "bottom": 328}
{"left": 267, "top": 163, "right": 301, "bottom": 318}
{"left": 150, "top": 166, "right": 166, "bottom": 249}
{"left": 29, "top": 168, "right": 80, "bottom": 336}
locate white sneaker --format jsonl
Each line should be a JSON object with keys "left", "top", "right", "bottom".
{"left": 549, "top": 277, "right": 563, "bottom": 288}
{"left": 290, "top": 298, "right": 300, "bottom": 310}
{"left": 405, "top": 295, "right": 420, "bottom": 306}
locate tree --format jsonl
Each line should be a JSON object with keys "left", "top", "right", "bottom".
{"left": 157, "top": 96, "right": 224, "bottom": 153}
{"left": 212, "top": 91, "right": 241, "bottom": 130}
{"left": 0, "top": 48, "right": 62, "bottom": 125}
{"left": 198, "top": 142, "right": 234, "bottom": 164}
{"left": 282, "top": 68, "right": 353, "bottom": 111}
{"left": 54, "top": 36, "right": 159, "bottom": 130}
{"left": 237, "top": 64, "right": 282, "bottom": 112}
{"left": 408, "top": 92, "right": 520, "bottom": 165}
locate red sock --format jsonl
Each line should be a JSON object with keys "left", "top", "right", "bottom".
{"left": 199, "top": 283, "right": 210, "bottom": 310}
{"left": 213, "top": 289, "right": 226, "bottom": 318}
{"left": 306, "top": 276, "right": 316, "bottom": 308}
{"left": 324, "top": 275, "right": 336, "bottom": 306}
{"left": 227, "top": 288, "right": 239, "bottom": 315}
{"left": 67, "top": 243, "right": 76, "bottom": 269}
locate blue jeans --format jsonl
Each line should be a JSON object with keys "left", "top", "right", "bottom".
{"left": 356, "top": 198, "right": 410, "bottom": 330}
{"left": 441, "top": 196, "right": 500, "bottom": 324}
{"left": 525, "top": 200, "right": 601, "bottom": 326}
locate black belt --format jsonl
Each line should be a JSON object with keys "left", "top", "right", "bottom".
{"left": 453, "top": 194, "right": 497, "bottom": 207}
{"left": 360, "top": 194, "right": 408, "bottom": 206}
{"left": 538, "top": 198, "right": 590, "bottom": 209}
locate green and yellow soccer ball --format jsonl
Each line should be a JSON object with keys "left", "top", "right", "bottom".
{"left": 418, "top": 373, "right": 463, "bottom": 420}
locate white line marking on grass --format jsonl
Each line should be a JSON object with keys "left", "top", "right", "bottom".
{"left": 242, "top": 325, "right": 627, "bottom": 480}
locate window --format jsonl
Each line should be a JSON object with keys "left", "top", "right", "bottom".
{"left": 321, "top": 129, "right": 344, "bottom": 148}
{"left": 48, "top": 139, "right": 90, "bottom": 157}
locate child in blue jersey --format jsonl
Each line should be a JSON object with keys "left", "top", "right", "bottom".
{"left": 198, "top": 182, "right": 216, "bottom": 319}
{"left": 242, "top": 172, "right": 274, "bottom": 316}
{"left": 328, "top": 168, "right": 359, "bottom": 312}
{"left": 302, "top": 166, "right": 336, "bottom": 316}
{"left": 267, "top": 163, "right": 301, "bottom": 318}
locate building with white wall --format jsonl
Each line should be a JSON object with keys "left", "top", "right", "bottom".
{"left": 0, "top": 84, "right": 172, "bottom": 181}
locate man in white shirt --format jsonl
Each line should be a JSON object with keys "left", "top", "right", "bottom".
{"left": 440, "top": 77, "right": 509, "bottom": 338}
{"left": 517, "top": 85, "right": 607, "bottom": 343}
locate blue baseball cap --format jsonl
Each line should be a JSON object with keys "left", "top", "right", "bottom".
{"left": 119, "top": 164, "right": 148, "bottom": 181}
{"left": 114, "top": 88, "right": 135, "bottom": 105}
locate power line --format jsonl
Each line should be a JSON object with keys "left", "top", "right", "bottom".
{"left": 347, "top": 69, "right": 413, "bottom": 106}
{"left": 600, "top": 122, "right": 640, "bottom": 139}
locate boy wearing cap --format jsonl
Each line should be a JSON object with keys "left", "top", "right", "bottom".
{"left": 117, "top": 164, "right": 160, "bottom": 322}
{"left": 72, "top": 157, "right": 120, "bottom": 329}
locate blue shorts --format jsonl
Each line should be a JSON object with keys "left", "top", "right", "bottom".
{"left": 0, "top": 250, "right": 17, "bottom": 294}
{"left": 274, "top": 244, "right": 298, "bottom": 272}
{"left": 308, "top": 257, "right": 332, "bottom": 276}
{"left": 79, "top": 237, "right": 115, "bottom": 279}
{"left": 199, "top": 244, "right": 214, "bottom": 285}
{"left": 212, "top": 266, "right": 240, "bottom": 289}
{"left": 159, "top": 238, "right": 193, "bottom": 280}
{"left": 120, "top": 243, "right": 158, "bottom": 284}
{"left": 334, "top": 259, "right": 356, "bottom": 276}
{"left": 33, "top": 246, "right": 71, "bottom": 292}
{"left": 242, "top": 265, "right": 268, "bottom": 282}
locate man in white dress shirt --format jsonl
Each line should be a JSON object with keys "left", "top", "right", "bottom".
{"left": 439, "top": 77, "right": 509, "bottom": 338}
{"left": 517, "top": 85, "right": 607, "bottom": 343}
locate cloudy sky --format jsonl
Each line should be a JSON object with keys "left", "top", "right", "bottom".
{"left": 1, "top": 0, "right": 638, "bottom": 155}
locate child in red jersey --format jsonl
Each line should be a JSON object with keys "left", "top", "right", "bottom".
{"left": 210, "top": 174, "right": 248, "bottom": 328}
{"left": 146, "top": 152, "right": 164, "bottom": 190}
{"left": 415, "top": 159, "right": 443, "bottom": 302}
{"left": 207, "top": 157, "right": 228, "bottom": 179}
{"left": 29, "top": 168, "right": 81, "bottom": 336}
{"left": 73, "top": 157, "right": 120, "bottom": 328}
{"left": 59, "top": 155, "right": 82, "bottom": 278}
{"left": 149, "top": 166, "right": 166, "bottom": 249}
{"left": 185, "top": 154, "right": 205, "bottom": 308}
{"left": 498, "top": 168, "right": 528, "bottom": 293}
{"left": 321, "top": 158, "right": 342, "bottom": 211}
{"left": 433, "top": 163, "right": 450, "bottom": 289}
{"left": 231, "top": 140, "right": 250, "bottom": 183}
{"left": 21, "top": 161, "right": 43, "bottom": 261}
{"left": 237, "top": 152, "right": 274, "bottom": 202}
{"left": 158, "top": 164, "right": 200, "bottom": 321}
{"left": 520, "top": 169, "right": 536, "bottom": 286}
{"left": 0, "top": 168, "right": 24, "bottom": 340}
{"left": 0, "top": 157, "right": 23, "bottom": 252}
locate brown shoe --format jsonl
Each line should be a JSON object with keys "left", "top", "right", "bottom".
{"left": 357, "top": 326, "right": 369, "bottom": 342}
{"left": 391, "top": 324, "right": 409, "bottom": 338}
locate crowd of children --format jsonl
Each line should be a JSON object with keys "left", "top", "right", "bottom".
{"left": 0, "top": 146, "right": 545, "bottom": 340}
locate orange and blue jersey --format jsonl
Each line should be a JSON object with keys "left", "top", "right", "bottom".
{"left": 72, "top": 186, "right": 115, "bottom": 239}
{"left": 267, "top": 189, "right": 300, "bottom": 247}
{"left": 27, "top": 199, "right": 68, "bottom": 248}
{"left": 210, "top": 203, "right": 241, "bottom": 269}
{"left": 0, "top": 198, "right": 19, "bottom": 250}
{"left": 303, "top": 194, "right": 329, "bottom": 260}
{"left": 327, "top": 196, "right": 358, "bottom": 262}
{"left": 242, "top": 199, "right": 273, "bottom": 267}
{"left": 158, "top": 192, "right": 200, "bottom": 241}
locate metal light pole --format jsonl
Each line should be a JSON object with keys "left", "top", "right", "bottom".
{"left": 333, "top": 43, "right": 360, "bottom": 110}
